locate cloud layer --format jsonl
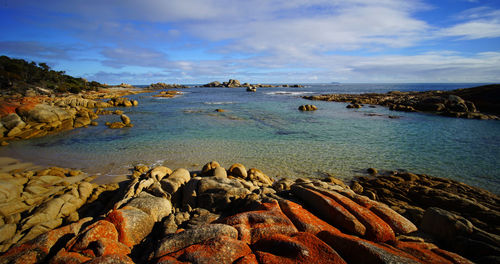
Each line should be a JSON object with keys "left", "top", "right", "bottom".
{"left": 2, "top": 0, "right": 500, "bottom": 83}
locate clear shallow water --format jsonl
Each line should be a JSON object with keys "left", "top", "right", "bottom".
{"left": 1, "top": 83, "right": 499, "bottom": 194}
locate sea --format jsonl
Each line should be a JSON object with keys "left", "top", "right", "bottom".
{"left": 1, "top": 83, "right": 499, "bottom": 194}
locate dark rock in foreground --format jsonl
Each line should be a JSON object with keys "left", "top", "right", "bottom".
{"left": 353, "top": 170, "right": 500, "bottom": 263}
{"left": 1, "top": 161, "right": 488, "bottom": 263}
{"left": 303, "top": 84, "right": 500, "bottom": 120}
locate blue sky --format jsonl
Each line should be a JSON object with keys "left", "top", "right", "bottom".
{"left": 1, "top": 0, "right": 500, "bottom": 84}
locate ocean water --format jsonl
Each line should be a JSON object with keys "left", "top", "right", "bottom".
{"left": 1, "top": 83, "right": 499, "bottom": 194}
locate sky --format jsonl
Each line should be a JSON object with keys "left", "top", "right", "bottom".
{"left": 1, "top": 0, "right": 500, "bottom": 84}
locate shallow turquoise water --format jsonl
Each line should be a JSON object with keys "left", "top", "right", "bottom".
{"left": 1, "top": 83, "right": 499, "bottom": 193}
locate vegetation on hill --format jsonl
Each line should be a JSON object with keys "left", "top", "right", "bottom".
{"left": 0, "top": 55, "right": 102, "bottom": 95}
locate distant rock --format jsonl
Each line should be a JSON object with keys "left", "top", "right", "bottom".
{"left": 298, "top": 105, "right": 318, "bottom": 111}
{"left": 148, "top": 82, "right": 188, "bottom": 89}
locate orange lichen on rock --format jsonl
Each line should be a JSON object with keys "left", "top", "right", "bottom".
{"left": 220, "top": 201, "right": 298, "bottom": 244}
{"left": 278, "top": 199, "right": 341, "bottom": 235}
{"left": 253, "top": 232, "right": 347, "bottom": 264}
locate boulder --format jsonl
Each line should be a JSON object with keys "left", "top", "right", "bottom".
{"left": 253, "top": 232, "right": 346, "bottom": 264}
{"left": 161, "top": 168, "right": 191, "bottom": 195}
{"left": 310, "top": 187, "right": 395, "bottom": 242}
{"left": 221, "top": 201, "right": 298, "bottom": 244}
{"left": 291, "top": 185, "right": 366, "bottom": 237}
{"left": 420, "top": 207, "right": 473, "bottom": 246}
{"left": 278, "top": 199, "right": 340, "bottom": 235}
{"left": 105, "top": 206, "right": 155, "bottom": 247}
{"left": 126, "top": 192, "right": 172, "bottom": 222}
{"left": 68, "top": 220, "right": 118, "bottom": 251}
{"left": 247, "top": 168, "right": 273, "bottom": 185}
{"left": 1, "top": 113, "right": 25, "bottom": 130}
{"left": 228, "top": 163, "right": 247, "bottom": 179}
{"left": 201, "top": 161, "right": 220, "bottom": 176}
{"left": 213, "top": 166, "right": 227, "bottom": 178}
{"left": 160, "top": 236, "right": 252, "bottom": 264}
{"left": 149, "top": 166, "right": 172, "bottom": 181}
{"left": 154, "top": 224, "right": 238, "bottom": 258}
{"left": 120, "top": 114, "right": 130, "bottom": 125}
{"left": 196, "top": 177, "right": 251, "bottom": 212}
{"left": 298, "top": 105, "right": 318, "bottom": 111}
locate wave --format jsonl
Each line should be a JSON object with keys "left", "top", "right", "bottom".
{"left": 203, "top": 101, "right": 235, "bottom": 105}
{"left": 264, "top": 91, "right": 315, "bottom": 96}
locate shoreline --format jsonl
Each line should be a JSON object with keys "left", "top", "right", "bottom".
{"left": 0, "top": 159, "right": 498, "bottom": 263}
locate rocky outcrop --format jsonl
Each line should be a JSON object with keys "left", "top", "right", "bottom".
{"left": 304, "top": 85, "right": 500, "bottom": 120}
{"left": 0, "top": 89, "right": 140, "bottom": 141}
{"left": 353, "top": 170, "right": 500, "bottom": 262}
{"left": 1, "top": 161, "right": 477, "bottom": 263}
{"left": 298, "top": 105, "right": 318, "bottom": 111}
{"left": 152, "top": 90, "right": 183, "bottom": 98}
{"left": 147, "top": 83, "right": 188, "bottom": 89}
{"left": 202, "top": 79, "right": 278, "bottom": 88}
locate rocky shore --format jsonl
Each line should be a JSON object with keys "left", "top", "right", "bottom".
{"left": 303, "top": 84, "right": 500, "bottom": 120}
{"left": 1, "top": 159, "right": 496, "bottom": 263}
{"left": 202, "top": 79, "right": 303, "bottom": 89}
{"left": 0, "top": 88, "right": 142, "bottom": 144}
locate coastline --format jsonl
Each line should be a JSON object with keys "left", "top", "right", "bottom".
{"left": 0, "top": 159, "right": 498, "bottom": 263}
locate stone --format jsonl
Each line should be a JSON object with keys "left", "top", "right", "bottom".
{"left": 367, "top": 168, "right": 378, "bottom": 175}
{"left": 106, "top": 122, "right": 126, "bottom": 129}
{"left": 1, "top": 113, "right": 26, "bottom": 130}
{"left": 154, "top": 224, "right": 238, "bottom": 258}
{"left": 278, "top": 199, "right": 340, "bottom": 235}
{"left": 343, "top": 192, "right": 417, "bottom": 234}
{"left": 196, "top": 177, "right": 251, "bottom": 212}
{"left": 311, "top": 187, "right": 395, "bottom": 242}
{"left": 291, "top": 185, "right": 366, "bottom": 237}
{"left": 0, "top": 217, "right": 91, "bottom": 264}
{"left": 317, "top": 230, "right": 421, "bottom": 264}
{"left": 420, "top": 207, "right": 473, "bottom": 246}
{"left": 228, "top": 163, "right": 247, "bottom": 179}
{"left": 247, "top": 168, "right": 273, "bottom": 185}
{"left": 162, "top": 236, "right": 252, "bottom": 264}
{"left": 126, "top": 192, "right": 172, "bottom": 222}
{"left": 201, "top": 161, "right": 220, "bottom": 176}
{"left": 161, "top": 168, "right": 191, "bottom": 195}
{"left": 0, "top": 223, "right": 16, "bottom": 243}
{"left": 120, "top": 114, "right": 130, "bottom": 125}
{"left": 149, "top": 166, "right": 172, "bottom": 181}
{"left": 298, "top": 105, "right": 318, "bottom": 111}
{"left": 105, "top": 206, "right": 155, "bottom": 247}
{"left": 84, "top": 254, "right": 135, "bottom": 264}
{"left": 213, "top": 166, "right": 227, "bottom": 178}
{"left": 50, "top": 250, "right": 92, "bottom": 264}
{"left": 68, "top": 220, "right": 118, "bottom": 251}
{"left": 221, "top": 201, "right": 298, "bottom": 244}
{"left": 253, "top": 232, "right": 347, "bottom": 264}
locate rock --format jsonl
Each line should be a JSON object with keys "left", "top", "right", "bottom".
{"left": 201, "top": 161, "right": 220, "bottom": 176}
{"left": 106, "top": 122, "right": 126, "bottom": 129}
{"left": 253, "top": 232, "right": 346, "bottom": 264}
{"left": 0, "top": 224, "right": 16, "bottom": 243}
{"left": 73, "top": 116, "right": 91, "bottom": 128}
{"left": 420, "top": 207, "right": 473, "bottom": 246}
{"left": 213, "top": 166, "right": 227, "bottom": 178}
{"left": 105, "top": 206, "right": 155, "bottom": 247}
{"left": 196, "top": 177, "right": 251, "bottom": 212}
{"left": 228, "top": 163, "right": 247, "bottom": 179}
{"left": 342, "top": 191, "right": 417, "bottom": 235}
{"left": 0, "top": 217, "right": 91, "bottom": 264}
{"left": 126, "top": 192, "right": 172, "bottom": 222}
{"left": 247, "top": 168, "right": 273, "bottom": 185}
{"left": 367, "top": 168, "right": 378, "bottom": 175}
{"left": 298, "top": 105, "right": 318, "bottom": 111}
{"left": 214, "top": 108, "right": 225, "bottom": 112}
{"left": 84, "top": 254, "right": 135, "bottom": 264}
{"left": 247, "top": 87, "right": 257, "bottom": 92}
{"left": 203, "top": 81, "right": 221, "bottom": 87}
{"left": 90, "top": 121, "right": 98, "bottom": 126}
{"left": 221, "top": 201, "right": 298, "bottom": 244}
{"left": 120, "top": 114, "right": 130, "bottom": 125}
{"left": 351, "top": 182, "right": 364, "bottom": 193}
{"left": 19, "top": 104, "right": 72, "bottom": 123}
{"left": 149, "top": 166, "right": 172, "bottom": 181}
{"left": 317, "top": 230, "right": 421, "bottom": 264}
{"left": 161, "top": 168, "right": 191, "bottom": 194}
{"left": 67, "top": 220, "right": 118, "bottom": 251}
{"left": 159, "top": 236, "right": 252, "bottom": 264}
{"left": 278, "top": 199, "right": 340, "bottom": 235}
{"left": 346, "top": 103, "right": 362, "bottom": 109}
{"left": 309, "top": 187, "right": 395, "bottom": 242}
{"left": 291, "top": 185, "right": 366, "bottom": 237}
{"left": 50, "top": 250, "right": 92, "bottom": 264}
{"left": 154, "top": 224, "right": 238, "bottom": 258}
{"left": 1, "top": 113, "right": 26, "bottom": 131}
{"left": 0, "top": 124, "right": 6, "bottom": 137}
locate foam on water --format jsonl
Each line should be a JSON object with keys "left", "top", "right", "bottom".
{"left": 1, "top": 83, "right": 499, "bottom": 193}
